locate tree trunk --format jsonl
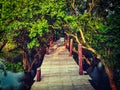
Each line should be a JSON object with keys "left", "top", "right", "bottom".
{"left": 25, "top": 52, "right": 31, "bottom": 72}
{"left": 103, "top": 62, "right": 116, "bottom": 90}
{"left": 21, "top": 51, "right": 27, "bottom": 71}
{"left": 21, "top": 51, "right": 30, "bottom": 71}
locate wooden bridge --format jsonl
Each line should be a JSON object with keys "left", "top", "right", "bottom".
{"left": 31, "top": 40, "right": 95, "bottom": 90}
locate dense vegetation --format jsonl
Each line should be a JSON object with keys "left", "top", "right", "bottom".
{"left": 0, "top": 0, "right": 120, "bottom": 90}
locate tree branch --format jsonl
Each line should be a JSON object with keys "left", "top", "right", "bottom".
{"left": 78, "top": 27, "right": 86, "bottom": 44}
{"left": 65, "top": 31, "right": 81, "bottom": 44}
{"left": 49, "top": 25, "right": 61, "bottom": 29}
{"left": 71, "top": 0, "right": 75, "bottom": 9}
{"left": 71, "top": 0, "right": 79, "bottom": 15}
{"left": 88, "top": 0, "right": 94, "bottom": 14}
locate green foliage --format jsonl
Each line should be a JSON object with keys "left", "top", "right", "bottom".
{"left": 4, "top": 61, "right": 23, "bottom": 72}
{"left": 0, "top": 50, "right": 23, "bottom": 72}
{"left": 27, "top": 38, "right": 39, "bottom": 49}
{"left": 0, "top": 0, "right": 68, "bottom": 73}
{"left": 64, "top": 1, "right": 120, "bottom": 88}
{"left": 64, "top": 15, "right": 77, "bottom": 23}
{"left": 29, "top": 19, "right": 49, "bottom": 38}
{"left": 1, "top": 0, "right": 67, "bottom": 49}
{"left": 106, "top": 9, "right": 120, "bottom": 89}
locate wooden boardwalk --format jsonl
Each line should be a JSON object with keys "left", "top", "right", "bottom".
{"left": 31, "top": 40, "right": 94, "bottom": 90}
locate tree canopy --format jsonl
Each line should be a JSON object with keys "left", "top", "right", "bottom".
{"left": 0, "top": 0, "right": 120, "bottom": 89}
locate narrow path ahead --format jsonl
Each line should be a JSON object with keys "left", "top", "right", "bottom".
{"left": 31, "top": 40, "right": 94, "bottom": 90}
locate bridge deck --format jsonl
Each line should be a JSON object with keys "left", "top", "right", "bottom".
{"left": 31, "top": 41, "right": 94, "bottom": 90}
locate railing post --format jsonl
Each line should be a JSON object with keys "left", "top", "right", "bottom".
{"left": 78, "top": 44, "right": 83, "bottom": 75}
{"left": 69, "top": 39, "right": 73, "bottom": 56}
{"left": 36, "top": 67, "right": 41, "bottom": 81}
{"left": 49, "top": 39, "right": 53, "bottom": 47}
{"left": 46, "top": 47, "right": 49, "bottom": 54}
{"left": 67, "top": 36, "right": 70, "bottom": 47}
{"left": 64, "top": 40, "right": 67, "bottom": 49}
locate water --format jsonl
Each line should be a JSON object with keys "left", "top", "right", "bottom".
{"left": 0, "top": 70, "right": 25, "bottom": 90}
{"left": 87, "top": 62, "right": 111, "bottom": 90}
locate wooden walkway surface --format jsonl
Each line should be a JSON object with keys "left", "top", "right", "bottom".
{"left": 31, "top": 40, "right": 95, "bottom": 90}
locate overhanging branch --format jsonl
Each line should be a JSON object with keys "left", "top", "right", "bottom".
{"left": 64, "top": 31, "right": 81, "bottom": 44}
{"left": 49, "top": 25, "right": 61, "bottom": 29}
